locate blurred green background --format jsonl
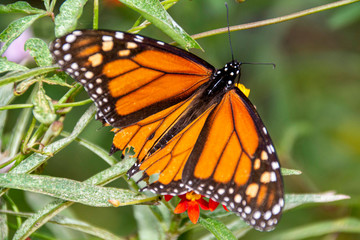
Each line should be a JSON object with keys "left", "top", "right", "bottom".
{"left": 1, "top": 0, "right": 360, "bottom": 239}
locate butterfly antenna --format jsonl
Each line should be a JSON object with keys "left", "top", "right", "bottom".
{"left": 242, "top": 62, "right": 276, "bottom": 69}
{"left": 225, "top": 2, "right": 235, "bottom": 62}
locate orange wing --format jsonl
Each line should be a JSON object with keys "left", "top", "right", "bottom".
{"left": 50, "top": 30, "right": 214, "bottom": 128}
{"left": 131, "top": 89, "right": 283, "bottom": 231}
{"left": 110, "top": 94, "right": 196, "bottom": 160}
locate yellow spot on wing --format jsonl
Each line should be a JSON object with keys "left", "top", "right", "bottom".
{"left": 260, "top": 172, "right": 271, "bottom": 183}
{"left": 102, "top": 41, "right": 114, "bottom": 51}
{"left": 254, "top": 158, "right": 261, "bottom": 170}
{"left": 88, "top": 53, "right": 103, "bottom": 67}
{"left": 126, "top": 42, "right": 138, "bottom": 49}
{"left": 245, "top": 183, "right": 259, "bottom": 198}
{"left": 261, "top": 150, "right": 268, "bottom": 161}
{"left": 118, "top": 49, "right": 131, "bottom": 57}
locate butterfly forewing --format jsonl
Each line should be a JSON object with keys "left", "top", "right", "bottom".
{"left": 50, "top": 30, "right": 214, "bottom": 128}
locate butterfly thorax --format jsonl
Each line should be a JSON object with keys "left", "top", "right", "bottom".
{"left": 206, "top": 60, "right": 241, "bottom": 96}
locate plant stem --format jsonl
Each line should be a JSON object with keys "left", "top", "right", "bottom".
{"left": 93, "top": 0, "right": 99, "bottom": 30}
{"left": 191, "top": 0, "right": 360, "bottom": 40}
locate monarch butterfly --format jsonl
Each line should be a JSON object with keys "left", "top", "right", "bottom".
{"left": 50, "top": 29, "right": 284, "bottom": 231}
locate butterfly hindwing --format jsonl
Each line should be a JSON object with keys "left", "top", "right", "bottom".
{"left": 50, "top": 30, "right": 214, "bottom": 128}
{"left": 110, "top": 94, "right": 197, "bottom": 160}
{"left": 182, "top": 88, "right": 284, "bottom": 231}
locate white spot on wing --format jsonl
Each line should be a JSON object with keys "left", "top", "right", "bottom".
{"left": 272, "top": 204, "right": 281, "bottom": 215}
{"left": 65, "top": 34, "right": 76, "bottom": 43}
{"left": 262, "top": 127, "right": 268, "bottom": 134}
{"left": 102, "top": 35, "right": 113, "bottom": 41}
{"left": 64, "top": 54, "right": 72, "bottom": 61}
{"left": 62, "top": 43, "right": 70, "bottom": 51}
{"left": 272, "top": 161, "right": 280, "bottom": 170}
{"left": 115, "top": 32, "right": 124, "bottom": 39}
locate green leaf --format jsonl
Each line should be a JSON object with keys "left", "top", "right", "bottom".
{"left": 24, "top": 38, "right": 53, "bottom": 67}
{"left": 0, "top": 173, "right": 150, "bottom": 207}
{"left": 0, "top": 1, "right": 45, "bottom": 14}
{"left": 7, "top": 93, "right": 33, "bottom": 158}
{"left": 45, "top": 72, "right": 73, "bottom": 88}
{"left": 50, "top": 215, "right": 125, "bottom": 240}
{"left": 281, "top": 168, "right": 302, "bottom": 176}
{"left": 0, "top": 58, "right": 28, "bottom": 73}
{"left": 14, "top": 78, "right": 38, "bottom": 95}
{"left": 198, "top": 217, "right": 237, "bottom": 240}
{"left": 262, "top": 217, "right": 360, "bottom": 240}
{"left": 0, "top": 66, "right": 58, "bottom": 87}
{"left": 5, "top": 210, "right": 124, "bottom": 240}
{"left": 0, "top": 13, "right": 45, "bottom": 55}
{"left": 3, "top": 105, "right": 95, "bottom": 180}
{"left": 54, "top": 0, "right": 89, "bottom": 37}
{"left": 0, "top": 82, "right": 14, "bottom": 139}
{"left": 120, "top": 0, "right": 200, "bottom": 50}
{"left": 285, "top": 192, "right": 350, "bottom": 210}
{"left": 32, "top": 86, "right": 56, "bottom": 125}
{"left": 0, "top": 198, "right": 8, "bottom": 240}
{"left": 12, "top": 156, "right": 136, "bottom": 239}
{"left": 134, "top": 205, "right": 165, "bottom": 240}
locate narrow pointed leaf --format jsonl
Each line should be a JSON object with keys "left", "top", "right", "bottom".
{"left": 198, "top": 217, "right": 237, "bottom": 240}
{"left": 281, "top": 168, "right": 302, "bottom": 176}
{"left": 134, "top": 205, "right": 165, "bottom": 240}
{"left": 262, "top": 217, "right": 360, "bottom": 240}
{"left": 54, "top": 0, "right": 89, "bottom": 37}
{"left": 285, "top": 192, "right": 350, "bottom": 210}
{"left": 0, "top": 1, "right": 45, "bottom": 14}
{"left": 0, "top": 173, "right": 150, "bottom": 207}
{"left": 0, "top": 58, "right": 28, "bottom": 73}
{"left": 0, "top": 14, "right": 45, "bottom": 55}
{"left": 0, "top": 66, "right": 58, "bottom": 87}
{"left": 13, "top": 156, "right": 136, "bottom": 240}
{"left": 120, "top": 0, "right": 200, "bottom": 50}
{"left": 14, "top": 78, "right": 37, "bottom": 95}
{"left": 6, "top": 209, "right": 124, "bottom": 240}
{"left": 0, "top": 83, "right": 14, "bottom": 139}
{"left": 0, "top": 199, "right": 8, "bottom": 240}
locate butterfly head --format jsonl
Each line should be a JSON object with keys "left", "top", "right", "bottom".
{"left": 208, "top": 60, "right": 242, "bottom": 95}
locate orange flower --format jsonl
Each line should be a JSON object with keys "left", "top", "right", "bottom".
{"left": 165, "top": 191, "right": 208, "bottom": 224}
{"left": 208, "top": 198, "right": 229, "bottom": 212}
{"left": 165, "top": 191, "right": 229, "bottom": 224}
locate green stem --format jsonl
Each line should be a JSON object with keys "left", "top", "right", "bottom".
{"left": 3, "top": 194, "right": 22, "bottom": 228}
{"left": 26, "top": 124, "right": 47, "bottom": 153}
{"left": 191, "top": 0, "right": 360, "bottom": 40}
{"left": 49, "top": 0, "right": 57, "bottom": 12}
{"left": 8, "top": 222, "right": 56, "bottom": 240}
{"left": 0, "top": 99, "right": 92, "bottom": 111}
{"left": 128, "top": 0, "right": 179, "bottom": 33}
{"left": 55, "top": 98, "right": 93, "bottom": 108}
{"left": 21, "top": 117, "right": 37, "bottom": 154}
{"left": 0, "top": 104, "right": 33, "bottom": 111}
{"left": 93, "top": 0, "right": 99, "bottom": 30}
{"left": 58, "top": 83, "right": 82, "bottom": 104}
{"left": 0, "top": 66, "right": 58, "bottom": 87}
